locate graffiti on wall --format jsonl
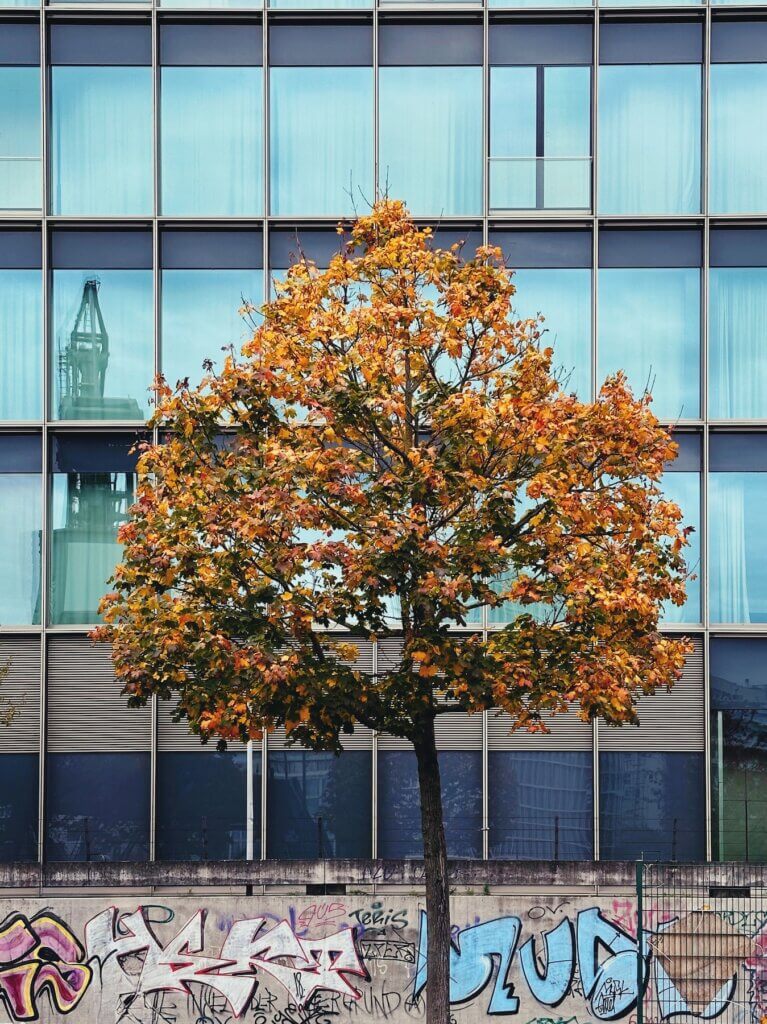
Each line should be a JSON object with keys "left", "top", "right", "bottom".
{"left": 0, "top": 898, "right": 765, "bottom": 1024}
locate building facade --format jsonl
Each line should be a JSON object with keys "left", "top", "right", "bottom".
{"left": 0, "top": 0, "right": 765, "bottom": 866}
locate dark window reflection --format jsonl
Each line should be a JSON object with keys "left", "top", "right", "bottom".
{"left": 489, "top": 751, "right": 593, "bottom": 860}
{"left": 712, "top": 709, "right": 767, "bottom": 862}
{"left": 267, "top": 750, "right": 371, "bottom": 858}
{"left": 46, "top": 752, "right": 149, "bottom": 861}
{"left": 599, "top": 751, "right": 705, "bottom": 861}
{"left": 0, "top": 754, "right": 38, "bottom": 862}
{"left": 377, "top": 750, "right": 482, "bottom": 859}
{"left": 156, "top": 751, "right": 259, "bottom": 861}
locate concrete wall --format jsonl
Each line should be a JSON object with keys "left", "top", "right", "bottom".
{"left": 0, "top": 881, "right": 761, "bottom": 1024}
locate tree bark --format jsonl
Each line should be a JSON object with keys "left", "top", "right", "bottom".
{"left": 413, "top": 715, "right": 451, "bottom": 1024}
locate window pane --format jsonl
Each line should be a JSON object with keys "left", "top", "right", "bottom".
{"left": 713, "top": 709, "right": 767, "bottom": 861}
{"left": 488, "top": 752, "right": 592, "bottom": 859}
{"left": 0, "top": 269, "right": 41, "bottom": 419}
{"left": 46, "top": 752, "right": 149, "bottom": 861}
{"left": 377, "top": 750, "right": 482, "bottom": 858}
{"left": 270, "top": 67, "right": 372, "bottom": 216}
{"left": 50, "top": 470, "right": 136, "bottom": 625}
{"left": 0, "top": 67, "right": 40, "bottom": 209}
{"left": 0, "top": 754, "right": 38, "bottom": 862}
{"left": 161, "top": 269, "right": 262, "bottom": 388}
{"left": 267, "top": 750, "right": 371, "bottom": 858}
{"left": 490, "top": 66, "right": 537, "bottom": 209}
{"left": 161, "top": 67, "right": 262, "bottom": 216}
{"left": 710, "top": 268, "right": 767, "bottom": 418}
{"left": 52, "top": 270, "right": 153, "bottom": 421}
{"left": 157, "top": 751, "right": 259, "bottom": 860}
{"left": 598, "top": 267, "right": 700, "bottom": 420}
{"left": 598, "top": 64, "right": 700, "bottom": 214}
{"left": 710, "top": 471, "right": 767, "bottom": 623}
{"left": 490, "top": 0, "right": 592, "bottom": 8}
{"left": 513, "top": 268, "right": 591, "bottom": 400}
{"left": 660, "top": 471, "right": 700, "bottom": 624}
{"left": 379, "top": 66, "right": 482, "bottom": 217}
{"left": 543, "top": 66, "right": 591, "bottom": 209}
{"left": 599, "top": 751, "right": 705, "bottom": 860}
{"left": 710, "top": 65, "right": 767, "bottom": 213}
{"left": 51, "top": 67, "right": 153, "bottom": 216}
{"left": 0, "top": 474, "right": 41, "bottom": 625}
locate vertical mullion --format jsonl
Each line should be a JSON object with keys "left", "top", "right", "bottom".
{"left": 260, "top": 732, "right": 267, "bottom": 859}
{"left": 535, "top": 64, "right": 544, "bottom": 211}
{"left": 371, "top": 639, "right": 378, "bottom": 859}
{"left": 38, "top": 6, "right": 48, "bottom": 866}
{"left": 373, "top": 2, "right": 379, "bottom": 201}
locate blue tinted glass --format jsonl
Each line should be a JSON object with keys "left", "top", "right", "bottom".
{"left": 543, "top": 67, "right": 591, "bottom": 209}
{"left": 377, "top": 750, "right": 482, "bottom": 858}
{"left": 157, "top": 751, "right": 259, "bottom": 860}
{"left": 660, "top": 471, "right": 701, "bottom": 624}
{"left": 379, "top": 66, "right": 482, "bottom": 217}
{"left": 267, "top": 750, "right": 371, "bottom": 858}
{"left": 270, "top": 67, "right": 372, "bottom": 216}
{"left": 46, "top": 752, "right": 150, "bottom": 861}
{"left": 711, "top": 638, "right": 767, "bottom": 710}
{"left": 0, "top": 754, "right": 38, "bottom": 862}
{"left": 0, "top": 68, "right": 40, "bottom": 209}
{"left": 271, "top": 0, "right": 368, "bottom": 8}
{"left": 712, "top": 708, "right": 767, "bottom": 861}
{"left": 488, "top": 752, "right": 593, "bottom": 859}
{"left": 162, "top": 0, "right": 258, "bottom": 7}
{"left": 161, "top": 269, "right": 262, "bottom": 388}
{"left": 513, "top": 269, "right": 591, "bottom": 399}
{"left": 598, "top": 268, "right": 700, "bottom": 420}
{"left": 51, "top": 67, "right": 153, "bottom": 216}
{"left": 599, "top": 751, "right": 705, "bottom": 861}
{"left": 598, "top": 65, "right": 701, "bottom": 214}
{"left": 710, "top": 269, "right": 767, "bottom": 418}
{"left": 710, "top": 471, "right": 767, "bottom": 623}
{"left": 50, "top": 471, "right": 136, "bottom": 625}
{"left": 710, "top": 65, "right": 767, "bottom": 214}
{"left": 490, "top": 66, "right": 537, "bottom": 209}
{"left": 161, "top": 67, "right": 262, "bottom": 216}
{"left": 0, "top": 474, "right": 41, "bottom": 625}
{"left": 52, "top": 270, "right": 153, "bottom": 421}
{"left": 0, "top": 269, "right": 41, "bottom": 420}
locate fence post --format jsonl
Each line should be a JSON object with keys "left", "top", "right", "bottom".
{"left": 636, "top": 860, "right": 644, "bottom": 1024}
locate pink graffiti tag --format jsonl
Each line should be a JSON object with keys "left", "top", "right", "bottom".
{"left": 0, "top": 913, "right": 92, "bottom": 1022}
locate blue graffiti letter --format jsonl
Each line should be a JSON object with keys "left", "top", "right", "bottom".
{"left": 577, "top": 908, "right": 647, "bottom": 1021}
{"left": 519, "top": 918, "right": 575, "bottom": 1007}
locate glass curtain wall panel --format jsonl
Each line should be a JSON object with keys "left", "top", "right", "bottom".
{"left": 598, "top": 21, "right": 702, "bottom": 214}
{"left": 709, "top": 433, "right": 767, "bottom": 624}
{"left": 49, "top": 433, "right": 141, "bottom": 626}
{"left": 489, "top": 23, "right": 591, "bottom": 211}
{"left": 0, "top": 229, "right": 42, "bottom": 421}
{"left": 377, "top": 750, "right": 482, "bottom": 858}
{"left": 599, "top": 751, "right": 705, "bottom": 860}
{"left": 161, "top": 228, "right": 263, "bottom": 389}
{"left": 0, "top": 24, "right": 41, "bottom": 209}
{"left": 267, "top": 750, "right": 371, "bottom": 858}
{"left": 709, "top": 228, "right": 767, "bottom": 419}
{"left": 488, "top": 751, "right": 593, "bottom": 859}
{"left": 269, "top": 22, "right": 373, "bottom": 216}
{"left": 710, "top": 23, "right": 767, "bottom": 213}
{"left": 50, "top": 230, "right": 153, "bottom": 422}
{"left": 156, "top": 751, "right": 259, "bottom": 860}
{"left": 0, "top": 755, "right": 38, "bottom": 861}
{"left": 160, "top": 22, "right": 263, "bottom": 216}
{"left": 49, "top": 22, "right": 153, "bottom": 216}
{"left": 378, "top": 22, "right": 482, "bottom": 217}
{"left": 597, "top": 228, "right": 701, "bottom": 421}
{"left": 661, "top": 432, "right": 701, "bottom": 624}
{"left": 0, "top": 434, "right": 41, "bottom": 626}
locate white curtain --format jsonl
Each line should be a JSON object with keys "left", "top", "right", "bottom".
{"left": 710, "top": 64, "right": 767, "bottom": 214}
{"left": 0, "top": 269, "right": 41, "bottom": 420}
{"left": 709, "top": 475, "right": 750, "bottom": 623}
{"left": 709, "top": 268, "right": 767, "bottom": 419}
{"left": 598, "top": 64, "right": 700, "bottom": 214}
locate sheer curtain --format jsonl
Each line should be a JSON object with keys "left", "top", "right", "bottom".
{"left": 0, "top": 68, "right": 41, "bottom": 210}
{"left": 598, "top": 64, "right": 700, "bottom": 214}
{"left": 270, "top": 66, "right": 372, "bottom": 216}
{"left": 709, "top": 473, "right": 750, "bottom": 623}
{"left": 598, "top": 267, "right": 700, "bottom": 420}
{"left": 660, "top": 472, "right": 701, "bottom": 623}
{"left": 489, "top": 66, "right": 537, "bottom": 208}
{"left": 0, "top": 475, "right": 41, "bottom": 625}
{"left": 161, "top": 67, "right": 262, "bottom": 216}
{"left": 51, "top": 67, "right": 153, "bottom": 215}
{"left": 710, "top": 268, "right": 767, "bottom": 418}
{"left": 0, "top": 269, "right": 41, "bottom": 420}
{"left": 379, "top": 66, "right": 482, "bottom": 216}
{"left": 543, "top": 66, "right": 591, "bottom": 208}
{"left": 710, "top": 64, "right": 767, "bottom": 214}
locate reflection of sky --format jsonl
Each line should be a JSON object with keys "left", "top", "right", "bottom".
{"left": 0, "top": 269, "right": 42, "bottom": 419}
{"left": 53, "top": 270, "right": 153, "bottom": 419}
{"left": 0, "top": 474, "right": 41, "bottom": 625}
{"left": 161, "top": 269, "right": 263, "bottom": 389}
{"left": 710, "top": 472, "right": 767, "bottom": 623}
{"left": 660, "top": 471, "right": 701, "bottom": 623}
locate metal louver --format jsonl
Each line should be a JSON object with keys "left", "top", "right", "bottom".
{"left": 0, "top": 636, "right": 41, "bottom": 754}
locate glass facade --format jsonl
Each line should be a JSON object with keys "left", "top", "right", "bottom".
{"left": 0, "top": 5, "right": 763, "bottom": 865}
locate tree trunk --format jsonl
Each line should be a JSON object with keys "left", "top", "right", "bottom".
{"left": 413, "top": 716, "right": 451, "bottom": 1024}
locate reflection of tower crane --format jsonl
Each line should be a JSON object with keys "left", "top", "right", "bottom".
{"left": 58, "top": 277, "right": 141, "bottom": 420}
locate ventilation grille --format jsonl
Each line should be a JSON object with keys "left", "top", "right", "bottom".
{"left": 488, "top": 707, "right": 593, "bottom": 751}
{"left": 47, "top": 638, "right": 151, "bottom": 753}
{"left": 0, "top": 637, "right": 41, "bottom": 754}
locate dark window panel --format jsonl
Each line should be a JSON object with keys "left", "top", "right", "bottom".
{"left": 598, "top": 229, "right": 702, "bottom": 268}
{"left": 269, "top": 228, "right": 346, "bottom": 270}
{"left": 162, "top": 229, "right": 263, "bottom": 270}
{"left": 665, "top": 431, "right": 702, "bottom": 473}
{"left": 490, "top": 229, "right": 593, "bottom": 269}
{"left": 429, "top": 225, "right": 484, "bottom": 255}
{"left": 0, "top": 23, "right": 39, "bottom": 67}
{"left": 489, "top": 21, "right": 593, "bottom": 66}
{"left": 50, "top": 433, "right": 145, "bottom": 474}
{"left": 711, "top": 638, "right": 767, "bottom": 710}
{"left": 378, "top": 21, "right": 483, "bottom": 67}
{"left": 599, "top": 20, "right": 703, "bottom": 65}
{"left": 0, "top": 434, "right": 41, "bottom": 473}
{"left": 710, "top": 432, "right": 767, "bottom": 472}
{"left": 0, "top": 754, "right": 38, "bottom": 862}
{"left": 51, "top": 230, "right": 152, "bottom": 270}
{"left": 0, "top": 230, "right": 41, "bottom": 270}
{"left": 711, "top": 20, "right": 767, "bottom": 64}
{"left": 269, "top": 21, "right": 373, "bottom": 66}
{"left": 710, "top": 228, "right": 767, "bottom": 268}
{"left": 48, "top": 21, "right": 152, "bottom": 67}
{"left": 712, "top": 708, "right": 767, "bottom": 861}
{"left": 160, "top": 22, "right": 263, "bottom": 66}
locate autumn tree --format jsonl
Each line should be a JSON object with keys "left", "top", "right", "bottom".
{"left": 94, "top": 200, "right": 692, "bottom": 1024}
